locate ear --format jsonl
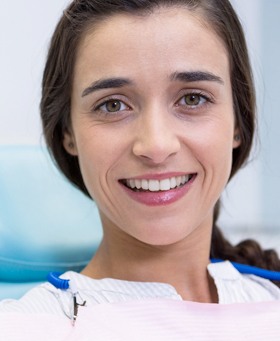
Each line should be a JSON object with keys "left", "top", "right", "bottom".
{"left": 63, "top": 130, "right": 78, "bottom": 156}
{"left": 233, "top": 127, "right": 241, "bottom": 149}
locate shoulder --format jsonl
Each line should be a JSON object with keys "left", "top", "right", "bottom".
{"left": 0, "top": 282, "right": 66, "bottom": 315}
{"left": 0, "top": 271, "right": 96, "bottom": 316}
{"left": 0, "top": 271, "right": 85, "bottom": 315}
{"left": 0, "top": 271, "right": 180, "bottom": 315}
{"left": 208, "top": 261, "right": 280, "bottom": 304}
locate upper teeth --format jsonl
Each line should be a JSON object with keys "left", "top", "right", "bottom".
{"left": 126, "top": 175, "right": 191, "bottom": 192}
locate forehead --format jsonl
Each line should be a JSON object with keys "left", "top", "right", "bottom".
{"left": 74, "top": 6, "right": 230, "bottom": 87}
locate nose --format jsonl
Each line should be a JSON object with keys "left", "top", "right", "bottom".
{"left": 132, "top": 106, "right": 181, "bottom": 164}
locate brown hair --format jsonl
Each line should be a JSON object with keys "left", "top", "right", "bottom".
{"left": 40, "top": 0, "right": 280, "bottom": 284}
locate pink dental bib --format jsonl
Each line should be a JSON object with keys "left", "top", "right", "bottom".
{"left": 1, "top": 299, "right": 280, "bottom": 340}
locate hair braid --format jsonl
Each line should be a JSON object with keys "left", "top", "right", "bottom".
{"left": 211, "top": 204, "right": 280, "bottom": 287}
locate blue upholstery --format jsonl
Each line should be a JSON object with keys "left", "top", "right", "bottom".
{"left": 0, "top": 145, "right": 102, "bottom": 299}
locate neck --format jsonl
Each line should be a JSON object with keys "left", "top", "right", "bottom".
{"left": 82, "top": 219, "right": 217, "bottom": 303}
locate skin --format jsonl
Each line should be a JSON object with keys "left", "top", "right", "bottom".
{"left": 64, "top": 6, "right": 240, "bottom": 303}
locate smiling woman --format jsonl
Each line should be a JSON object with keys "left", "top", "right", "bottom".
{"left": 62, "top": 7, "right": 237, "bottom": 254}
{"left": 1, "top": 0, "right": 280, "bottom": 338}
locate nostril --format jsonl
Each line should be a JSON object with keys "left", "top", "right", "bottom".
{"left": 132, "top": 138, "right": 180, "bottom": 164}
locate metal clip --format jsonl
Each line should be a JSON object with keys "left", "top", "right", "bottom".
{"left": 72, "top": 293, "right": 86, "bottom": 326}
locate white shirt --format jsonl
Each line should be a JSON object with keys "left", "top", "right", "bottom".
{"left": 1, "top": 261, "right": 279, "bottom": 319}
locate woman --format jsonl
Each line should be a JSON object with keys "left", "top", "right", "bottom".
{"left": 1, "top": 0, "right": 280, "bottom": 329}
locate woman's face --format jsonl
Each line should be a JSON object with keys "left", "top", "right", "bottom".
{"left": 65, "top": 7, "right": 240, "bottom": 246}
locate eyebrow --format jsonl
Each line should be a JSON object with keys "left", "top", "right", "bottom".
{"left": 82, "top": 77, "right": 132, "bottom": 97}
{"left": 170, "top": 71, "right": 224, "bottom": 84}
{"left": 81, "top": 71, "right": 223, "bottom": 97}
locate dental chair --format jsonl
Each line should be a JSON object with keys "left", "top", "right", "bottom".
{"left": 0, "top": 145, "right": 102, "bottom": 300}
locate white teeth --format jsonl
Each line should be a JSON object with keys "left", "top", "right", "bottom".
{"left": 170, "top": 177, "right": 177, "bottom": 189}
{"left": 141, "top": 179, "right": 149, "bottom": 190}
{"left": 160, "top": 178, "right": 171, "bottom": 191}
{"left": 128, "top": 179, "right": 136, "bottom": 189}
{"left": 149, "top": 180, "right": 160, "bottom": 192}
{"left": 135, "top": 179, "right": 141, "bottom": 189}
{"left": 125, "top": 175, "right": 192, "bottom": 191}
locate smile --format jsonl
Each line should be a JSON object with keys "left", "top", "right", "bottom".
{"left": 122, "top": 175, "right": 193, "bottom": 192}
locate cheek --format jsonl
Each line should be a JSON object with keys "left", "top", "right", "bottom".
{"left": 73, "top": 129, "right": 126, "bottom": 196}
{"left": 189, "top": 119, "right": 235, "bottom": 175}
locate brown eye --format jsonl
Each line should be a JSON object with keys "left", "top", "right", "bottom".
{"left": 184, "top": 94, "right": 201, "bottom": 106}
{"left": 94, "top": 98, "right": 129, "bottom": 116}
{"left": 105, "top": 100, "right": 122, "bottom": 112}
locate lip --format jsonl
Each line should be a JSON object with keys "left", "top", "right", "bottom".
{"left": 119, "top": 173, "right": 196, "bottom": 206}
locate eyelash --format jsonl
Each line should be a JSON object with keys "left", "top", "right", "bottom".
{"left": 176, "top": 91, "right": 212, "bottom": 109}
{"left": 92, "top": 97, "right": 131, "bottom": 115}
{"left": 92, "top": 91, "right": 212, "bottom": 116}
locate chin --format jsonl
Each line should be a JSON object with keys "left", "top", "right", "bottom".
{"left": 129, "top": 226, "right": 195, "bottom": 247}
